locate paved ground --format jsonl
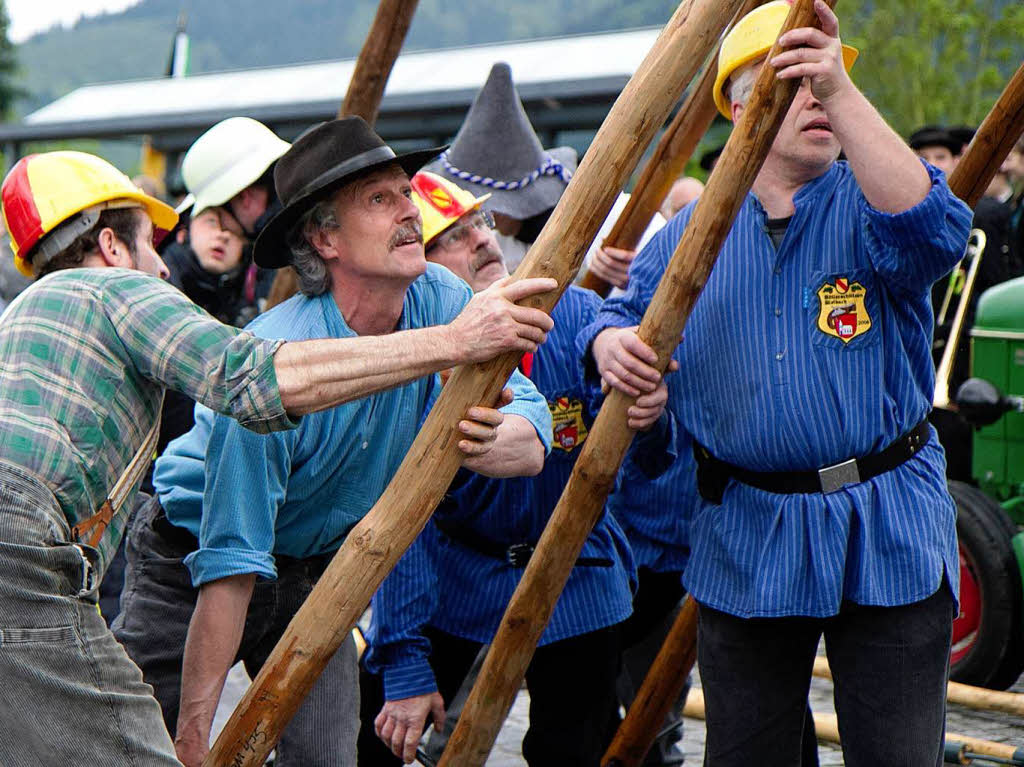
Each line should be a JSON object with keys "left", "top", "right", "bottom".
{"left": 215, "top": 650, "right": 1024, "bottom": 765}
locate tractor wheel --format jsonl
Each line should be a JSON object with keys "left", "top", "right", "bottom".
{"left": 949, "top": 481, "right": 1024, "bottom": 689}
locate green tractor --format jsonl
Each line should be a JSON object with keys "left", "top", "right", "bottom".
{"left": 941, "top": 230, "right": 1024, "bottom": 689}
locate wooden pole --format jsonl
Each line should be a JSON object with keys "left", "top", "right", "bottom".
{"left": 599, "top": 60, "right": 1024, "bottom": 767}
{"left": 205, "top": 1, "right": 746, "bottom": 764}
{"left": 339, "top": 0, "right": 420, "bottom": 123}
{"left": 947, "top": 60, "right": 1024, "bottom": 209}
{"left": 578, "top": 0, "right": 769, "bottom": 297}
{"left": 266, "top": 0, "right": 420, "bottom": 310}
{"left": 682, "top": 688, "right": 1024, "bottom": 765}
{"left": 439, "top": 2, "right": 831, "bottom": 765}
{"left": 602, "top": 598, "right": 698, "bottom": 767}
{"left": 812, "top": 656, "right": 1024, "bottom": 718}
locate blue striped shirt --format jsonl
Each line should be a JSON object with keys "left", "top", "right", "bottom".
{"left": 153, "top": 264, "right": 552, "bottom": 587}
{"left": 365, "top": 286, "right": 638, "bottom": 701}
{"left": 608, "top": 427, "right": 695, "bottom": 574}
{"left": 583, "top": 162, "right": 973, "bottom": 617}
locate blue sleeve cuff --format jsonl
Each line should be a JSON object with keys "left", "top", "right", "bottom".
{"left": 631, "top": 408, "right": 679, "bottom": 479}
{"left": 184, "top": 546, "right": 277, "bottom": 587}
{"left": 382, "top": 658, "right": 439, "bottom": 701}
{"left": 864, "top": 162, "right": 973, "bottom": 288}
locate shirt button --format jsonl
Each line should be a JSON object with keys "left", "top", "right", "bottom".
{"left": 774, "top": 266, "right": 782, "bottom": 275}
{"left": 774, "top": 308, "right": 782, "bottom": 317}
{"left": 362, "top": 441, "right": 369, "bottom": 450}
{"left": 775, "top": 352, "right": 784, "bottom": 360}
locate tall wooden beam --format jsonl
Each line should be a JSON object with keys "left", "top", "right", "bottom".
{"left": 340, "top": 0, "right": 420, "bottom": 123}
{"left": 438, "top": 1, "right": 832, "bottom": 764}
{"left": 579, "top": 0, "right": 769, "bottom": 297}
{"left": 204, "top": 1, "right": 745, "bottom": 764}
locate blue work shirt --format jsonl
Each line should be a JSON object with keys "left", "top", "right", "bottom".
{"left": 608, "top": 427, "right": 695, "bottom": 574}
{"left": 365, "top": 286, "right": 643, "bottom": 701}
{"left": 581, "top": 161, "right": 973, "bottom": 618}
{"left": 154, "top": 264, "right": 552, "bottom": 587}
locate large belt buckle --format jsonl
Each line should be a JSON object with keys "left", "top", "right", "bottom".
{"left": 818, "top": 458, "right": 860, "bottom": 494}
{"left": 506, "top": 543, "right": 533, "bottom": 568}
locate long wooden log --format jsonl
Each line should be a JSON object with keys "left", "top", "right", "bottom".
{"left": 812, "top": 656, "right": 1024, "bottom": 717}
{"left": 682, "top": 689, "right": 1024, "bottom": 765}
{"left": 602, "top": 597, "right": 698, "bottom": 767}
{"left": 438, "top": 2, "right": 830, "bottom": 765}
{"left": 599, "top": 59, "right": 1024, "bottom": 767}
{"left": 947, "top": 60, "right": 1024, "bottom": 209}
{"left": 266, "top": 0, "right": 420, "bottom": 310}
{"left": 205, "top": 1, "right": 745, "bottom": 764}
{"left": 339, "top": 0, "right": 420, "bottom": 123}
{"left": 578, "top": 0, "right": 768, "bottom": 297}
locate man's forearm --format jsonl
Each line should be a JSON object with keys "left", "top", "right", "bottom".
{"left": 463, "top": 415, "right": 545, "bottom": 478}
{"left": 176, "top": 574, "right": 256, "bottom": 754}
{"left": 825, "top": 83, "right": 931, "bottom": 213}
{"left": 274, "top": 325, "right": 460, "bottom": 415}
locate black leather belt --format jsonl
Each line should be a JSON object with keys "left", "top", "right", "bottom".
{"left": 694, "top": 419, "right": 931, "bottom": 503}
{"left": 433, "top": 517, "right": 611, "bottom": 569}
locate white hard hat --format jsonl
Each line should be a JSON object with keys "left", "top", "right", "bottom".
{"left": 180, "top": 117, "right": 290, "bottom": 216}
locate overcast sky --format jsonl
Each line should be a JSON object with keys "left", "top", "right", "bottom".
{"left": 7, "top": 0, "right": 143, "bottom": 43}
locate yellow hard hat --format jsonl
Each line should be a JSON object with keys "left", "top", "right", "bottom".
{"left": 713, "top": 0, "right": 859, "bottom": 119}
{"left": 410, "top": 171, "right": 490, "bottom": 247}
{"left": 1, "top": 151, "right": 178, "bottom": 277}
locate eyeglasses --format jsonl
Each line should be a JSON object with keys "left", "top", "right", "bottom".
{"left": 429, "top": 210, "right": 495, "bottom": 251}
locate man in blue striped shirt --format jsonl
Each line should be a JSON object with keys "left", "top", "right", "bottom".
{"left": 360, "top": 171, "right": 674, "bottom": 766}
{"left": 582, "top": 3, "right": 973, "bottom": 765}
{"left": 113, "top": 119, "right": 557, "bottom": 767}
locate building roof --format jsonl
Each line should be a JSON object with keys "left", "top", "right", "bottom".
{"left": 0, "top": 27, "right": 662, "bottom": 151}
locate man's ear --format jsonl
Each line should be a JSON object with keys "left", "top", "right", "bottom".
{"left": 96, "top": 227, "right": 132, "bottom": 268}
{"left": 730, "top": 100, "right": 744, "bottom": 125}
{"left": 306, "top": 224, "right": 338, "bottom": 263}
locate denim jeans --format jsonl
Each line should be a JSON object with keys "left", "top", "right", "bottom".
{"left": 0, "top": 460, "right": 179, "bottom": 766}
{"left": 113, "top": 495, "right": 359, "bottom": 766}
{"left": 697, "top": 585, "right": 954, "bottom": 767}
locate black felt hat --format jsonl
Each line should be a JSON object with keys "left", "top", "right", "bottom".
{"left": 907, "top": 125, "right": 960, "bottom": 155}
{"left": 254, "top": 117, "right": 444, "bottom": 267}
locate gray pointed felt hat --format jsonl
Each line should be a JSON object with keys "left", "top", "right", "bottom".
{"left": 424, "top": 62, "right": 577, "bottom": 221}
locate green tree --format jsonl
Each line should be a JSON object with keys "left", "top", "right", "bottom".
{"left": 840, "top": 0, "right": 1024, "bottom": 137}
{"left": 0, "top": 0, "right": 20, "bottom": 119}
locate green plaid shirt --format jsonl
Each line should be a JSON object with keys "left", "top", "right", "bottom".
{"left": 0, "top": 267, "right": 294, "bottom": 571}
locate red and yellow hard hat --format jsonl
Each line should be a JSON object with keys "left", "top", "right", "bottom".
{"left": 410, "top": 171, "right": 490, "bottom": 247}
{"left": 1, "top": 151, "right": 178, "bottom": 277}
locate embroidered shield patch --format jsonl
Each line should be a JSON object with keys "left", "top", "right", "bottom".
{"left": 549, "top": 397, "right": 588, "bottom": 452}
{"left": 816, "top": 277, "right": 871, "bottom": 343}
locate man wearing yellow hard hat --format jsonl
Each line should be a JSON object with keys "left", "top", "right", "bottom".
{"left": 0, "top": 148, "right": 557, "bottom": 765}
{"left": 360, "top": 171, "right": 673, "bottom": 766}
{"left": 584, "top": 1, "right": 973, "bottom": 764}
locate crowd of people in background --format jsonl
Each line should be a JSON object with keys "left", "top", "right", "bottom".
{"left": 0, "top": 2, "right": 1019, "bottom": 765}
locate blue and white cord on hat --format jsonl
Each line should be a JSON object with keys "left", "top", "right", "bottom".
{"left": 439, "top": 150, "right": 573, "bottom": 191}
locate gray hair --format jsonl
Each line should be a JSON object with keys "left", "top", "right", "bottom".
{"left": 728, "top": 62, "right": 760, "bottom": 109}
{"left": 286, "top": 197, "right": 338, "bottom": 297}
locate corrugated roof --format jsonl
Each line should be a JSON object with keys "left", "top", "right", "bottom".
{"left": 19, "top": 27, "right": 661, "bottom": 129}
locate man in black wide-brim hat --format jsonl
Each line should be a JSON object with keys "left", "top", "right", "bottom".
{"left": 114, "top": 116, "right": 558, "bottom": 767}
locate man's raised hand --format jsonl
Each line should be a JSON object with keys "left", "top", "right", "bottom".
{"left": 449, "top": 276, "right": 556, "bottom": 363}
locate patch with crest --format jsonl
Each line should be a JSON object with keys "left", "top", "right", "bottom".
{"left": 549, "top": 397, "right": 588, "bottom": 452}
{"left": 816, "top": 277, "right": 872, "bottom": 343}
